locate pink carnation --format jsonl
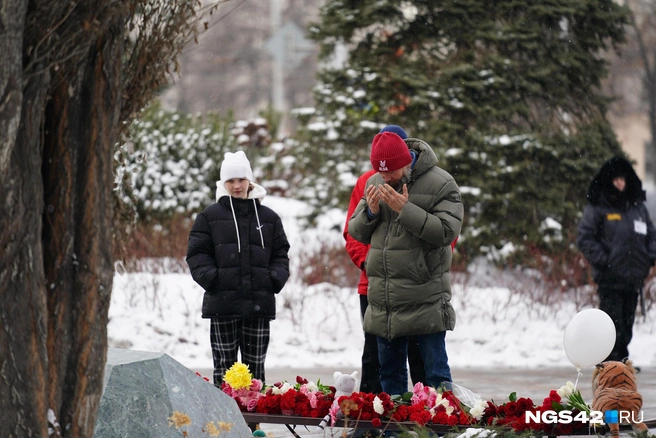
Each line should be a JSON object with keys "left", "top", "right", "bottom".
{"left": 308, "top": 391, "right": 318, "bottom": 409}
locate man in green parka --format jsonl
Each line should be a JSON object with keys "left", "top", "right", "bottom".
{"left": 347, "top": 131, "right": 463, "bottom": 395}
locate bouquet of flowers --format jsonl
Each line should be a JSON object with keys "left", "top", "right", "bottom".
{"left": 218, "top": 362, "right": 336, "bottom": 417}
{"left": 481, "top": 381, "right": 591, "bottom": 435}
{"left": 480, "top": 393, "right": 536, "bottom": 431}
{"left": 220, "top": 362, "right": 265, "bottom": 412}
{"left": 337, "top": 383, "right": 477, "bottom": 427}
{"left": 404, "top": 383, "right": 476, "bottom": 426}
{"left": 336, "top": 391, "right": 395, "bottom": 427}
{"left": 257, "top": 376, "right": 334, "bottom": 417}
{"left": 217, "top": 364, "right": 598, "bottom": 436}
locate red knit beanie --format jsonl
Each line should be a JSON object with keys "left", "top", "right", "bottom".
{"left": 370, "top": 132, "right": 412, "bottom": 172}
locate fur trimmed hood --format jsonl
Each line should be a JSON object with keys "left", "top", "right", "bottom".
{"left": 586, "top": 156, "right": 645, "bottom": 206}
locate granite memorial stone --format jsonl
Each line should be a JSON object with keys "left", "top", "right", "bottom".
{"left": 94, "top": 348, "right": 251, "bottom": 437}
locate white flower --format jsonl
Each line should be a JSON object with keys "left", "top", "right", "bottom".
{"left": 373, "top": 396, "right": 384, "bottom": 415}
{"left": 470, "top": 399, "right": 488, "bottom": 420}
{"left": 306, "top": 382, "right": 318, "bottom": 392}
{"left": 438, "top": 399, "right": 454, "bottom": 415}
{"left": 271, "top": 382, "right": 294, "bottom": 395}
{"left": 557, "top": 381, "right": 575, "bottom": 398}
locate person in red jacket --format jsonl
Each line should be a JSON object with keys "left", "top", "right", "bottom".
{"left": 343, "top": 125, "right": 427, "bottom": 393}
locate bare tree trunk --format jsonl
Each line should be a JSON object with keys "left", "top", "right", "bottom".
{"left": 1, "top": 0, "right": 205, "bottom": 433}
{"left": 42, "top": 25, "right": 122, "bottom": 436}
{"left": 0, "top": 0, "right": 26, "bottom": 174}
{"left": 1, "top": 4, "right": 122, "bottom": 436}
{"left": 0, "top": 0, "right": 50, "bottom": 435}
{"left": 0, "top": 92, "right": 50, "bottom": 437}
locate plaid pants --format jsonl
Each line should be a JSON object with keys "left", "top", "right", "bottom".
{"left": 210, "top": 318, "right": 270, "bottom": 386}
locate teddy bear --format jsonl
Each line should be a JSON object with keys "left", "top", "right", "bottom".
{"left": 315, "top": 371, "right": 358, "bottom": 433}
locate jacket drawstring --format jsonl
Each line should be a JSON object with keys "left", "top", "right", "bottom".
{"left": 228, "top": 196, "right": 241, "bottom": 253}
{"left": 253, "top": 199, "right": 265, "bottom": 248}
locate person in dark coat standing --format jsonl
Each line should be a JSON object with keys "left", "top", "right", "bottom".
{"left": 348, "top": 131, "right": 463, "bottom": 396}
{"left": 343, "top": 125, "right": 427, "bottom": 394}
{"left": 577, "top": 155, "right": 656, "bottom": 362}
{"left": 186, "top": 151, "right": 290, "bottom": 386}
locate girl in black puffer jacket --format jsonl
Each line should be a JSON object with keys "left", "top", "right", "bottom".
{"left": 186, "top": 151, "right": 290, "bottom": 386}
{"left": 577, "top": 155, "right": 656, "bottom": 362}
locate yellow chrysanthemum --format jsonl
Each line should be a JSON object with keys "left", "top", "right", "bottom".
{"left": 223, "top": 362, "right": 252, "bottom": 389}
{"left": 167, "top": 411, "right": 192, "bottom": 429}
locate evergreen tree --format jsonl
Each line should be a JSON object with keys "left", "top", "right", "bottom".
{"left": 300, "top": 0, "right": 629, "bottom": 260}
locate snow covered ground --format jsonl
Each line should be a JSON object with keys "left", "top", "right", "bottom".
{"left": 108, "top": 196, "right": 656, "bottom": 373}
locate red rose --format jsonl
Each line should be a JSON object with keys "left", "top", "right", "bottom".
{"left": 516, "top": 397, "right": 533, "bottom": 412}
{"left": 372, "top": 418, "right": 382, "bottom": 427}
{"left": 504, "top": 401, "right": 519, "bottom": 417}
{"left": 483, "top": 401, "right": 497, "bottom": 418}
{"left": 549, "top": 390, "right": 561, "bottom": 402}
{"left": 511, "top": 418, "right": 531, "bottom": 432}
{"left": 446, "top": 415, "right": 459, "bottom": 426}
{"left": 296, "top": 376, "right": 309, "bottom": 384}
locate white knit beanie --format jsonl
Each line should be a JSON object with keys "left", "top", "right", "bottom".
{"left": 220, "top": 151, "right": 254, "bottom": 182}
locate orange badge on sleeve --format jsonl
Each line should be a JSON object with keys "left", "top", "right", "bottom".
{"left": 606, "top": 213, "right": 622, "bottom": 221}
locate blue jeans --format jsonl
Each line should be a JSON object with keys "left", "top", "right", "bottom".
{"left": 376, "top": 331, "right": 451, "bottom": 396}
{"left": 359, "top": 296, "right": 426, "bottom": 393}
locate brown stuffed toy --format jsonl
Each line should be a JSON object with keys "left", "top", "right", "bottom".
{"left": 592, "top": 359, "right": 648, "bottom": 437}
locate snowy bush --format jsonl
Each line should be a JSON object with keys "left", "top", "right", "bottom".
{"left": 119, "top": 103, "right": 290, "bottom": 220}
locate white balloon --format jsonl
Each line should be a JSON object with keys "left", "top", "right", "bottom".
{"left": 563, "top": 309, "right": 616, "bottom": 369}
